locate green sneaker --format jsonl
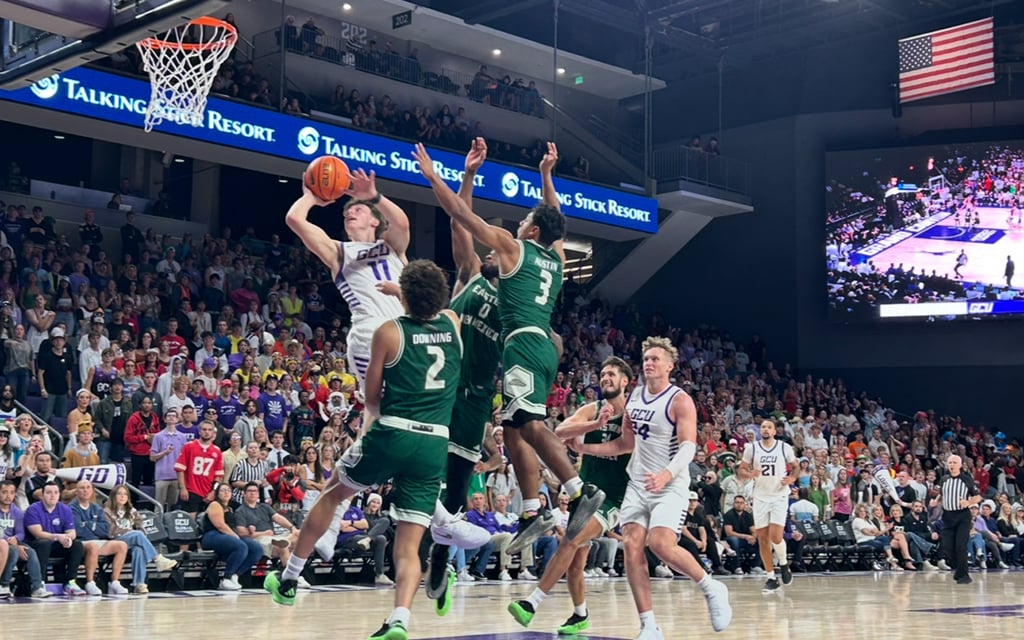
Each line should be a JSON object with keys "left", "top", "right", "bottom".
{"left": 557, "top": 612, "right": 590, "bottom": 635}
{"left": 508, "top": 600, "right": 535, "bottom": 627}
{"left": 435, "top": 567, "right": 456, "bottom": 617}
{"left": 368, "top": 621, "right": 408, "bottom": 640}
{"left": 263, "top": 571, "right": 296, "bottom": 607}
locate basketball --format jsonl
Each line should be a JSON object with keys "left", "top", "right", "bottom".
{"left": 304, "top": 156, "right": 351, "bottom": 202}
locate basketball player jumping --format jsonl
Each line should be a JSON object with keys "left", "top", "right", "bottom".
{"left": 738, "top": 419, "right": 797, "bottom": 592}
{"left": 507, "top": 356, "right": 633, "bottom": 636}
{"left": 266, "top": 260, "right": 462, "bottom": 640}
{"left": 283, "top": 166, "right": 481, "bottom": 561}
{"left": 413, "top": 142, "right": 605, "bottom": 554}
{"left": 570, "top": 337, "right": 731, "bottom": 639}
{"left": 425, "top": 138, "right": 506, "bottom": 612}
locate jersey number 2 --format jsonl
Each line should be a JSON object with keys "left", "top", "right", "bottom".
{"left": 534, "top": 270, "right": 553, "bottom": 305}
{"left": 424, "top": 345, "right": 446, "bottom": 390}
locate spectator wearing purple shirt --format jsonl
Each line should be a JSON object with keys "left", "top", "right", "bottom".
{"left": 0, "top": 480, "right": 48, "bottom": 597}
{"left": 24, "top": 482, "right": 87, "bottom": 595}
{"left": 213, "top": 380, "right": 244, "bottom": 430}
{"left": 188, "top": 380, "right": 210, "bottom": 415}
{"left": 151, "top": 408, "right": 189, "bottom": 510}
{"left": 464, "top": 492, "right": 515, "bottom": 581}
{"left": 258, "top": 375, "right": 290, "bottom": 436}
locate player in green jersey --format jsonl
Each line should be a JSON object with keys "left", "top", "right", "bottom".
{"left": 414, "top": 140, "right": 605, "bottom": 557}
{"left": 266, "top": 260, "right": 461, "bottom": 640}
{"left": 424, "top": 139, "right": 507, "bottom": 608}
{"left": 507, "top": 356, "right": 632, "bottom": 636}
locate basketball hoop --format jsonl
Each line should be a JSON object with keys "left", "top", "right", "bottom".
{"left": 136, "top": 16, "right": 237, "bottom": 132}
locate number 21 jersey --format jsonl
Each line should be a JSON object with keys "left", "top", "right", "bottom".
{"left": 743, "top": 440, "right": 795, "bottom": 499}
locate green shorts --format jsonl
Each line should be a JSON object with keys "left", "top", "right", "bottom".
{"left": 595, "top": 500, "right": 621, "bottom": 534}
{"left": 501, "top": 329, "right": 558, "bottom": 426}
{"left": 337, "top": 416, "right": 447, "bottom": 527}
{"left": 448, "top": 388, "right": 493, "bottom": 461}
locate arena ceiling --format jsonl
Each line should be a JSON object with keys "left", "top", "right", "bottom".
{"left": 417, "top": 0, "right": 1024, "bottom": 80}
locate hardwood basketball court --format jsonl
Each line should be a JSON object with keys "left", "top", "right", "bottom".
{"left": 2, "top": 570, "right": 1020, "bottom": 638}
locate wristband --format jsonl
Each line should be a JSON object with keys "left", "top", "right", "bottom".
{"left": 365, "top": 193, "right": 382, "bottom": 205}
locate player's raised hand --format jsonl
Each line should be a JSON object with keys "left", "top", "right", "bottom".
{"left": 412, "top": 143, "right": 438, "bottom": 181}
{"left": 348, "top": 168, "right": 377, "bottom": 200}
{"left": 465, "top": 137, "right": 487, "bottom": 173}
{"left": 300, "top": 172, "right": 336, "bottom": 207}
{"left": 644, "top": 470, "right": 672, "bottom": 493}
{"left": 539, "top": 141, "right": 559, "bottom": 174}
{"left": 597, "top": 404, "right": 613, "bottom": 426}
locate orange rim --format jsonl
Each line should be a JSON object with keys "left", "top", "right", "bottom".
{"left": 138, "top": 16, "right": 238, "bottom": 51}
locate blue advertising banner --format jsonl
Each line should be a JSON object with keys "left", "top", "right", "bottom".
{"left": 0, "top": 68, "right": 658, "bottom": 233}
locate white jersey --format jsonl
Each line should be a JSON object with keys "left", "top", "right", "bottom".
{"left": 743, "top": 439, "right": 796, "bottom": 500}
{"left": 625, "top": 383, "right": 685, "bottom": 482}
{"left": 335, "top": 240, "right": 405, "bottom": 333}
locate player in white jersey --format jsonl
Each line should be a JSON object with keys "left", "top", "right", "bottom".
{"left": 571, "top": 337, "right": 731, "bottom": 640}
{"left": 285, "top": 166, "right": 409, "bottom": 386}
{"left": 738, "top": 419, "right": 797, "bottom": 592}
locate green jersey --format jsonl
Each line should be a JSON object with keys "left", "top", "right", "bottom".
{"left": 449, "top": 273, "right": 501, "bottom": 396}
{"left": 578, "top": 400, "right": 629, "bottom": 507}
{"left": 380, "top": 314, "right": 462, "bottom": 427}
{"left": 498, "top": 239, "right": 563, "bottom": 336}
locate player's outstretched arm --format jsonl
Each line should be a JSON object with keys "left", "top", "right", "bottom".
{"left": 413, "top": 143, "right": 517, "bottom": 257}
{"left": 555, "top": 401, "right": 611, "bottom": 440}
{"left": 539, "top": 142, "right": 568, "bottom": 265}
{"left": 363, "top": 320, "right": 400, "bottom": 426}
{"left": 349, "top": 168, "right": 411, "bottom": 258}
{"left": 571, "top": 411, "right": 635, "bottom": 457}
{"left": 285, "top": 179, "right": 341, "bottom": 276}
{"left": 453, "top": 138, "right": 487, "bottom": 291}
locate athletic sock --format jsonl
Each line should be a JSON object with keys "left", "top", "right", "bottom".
{"left": 522, "top": 499, "right": 541, "bottom": 514}
{"left": 765, "top": 572, "right": 776, "bottom": 580}
{"left": 526, "top": 587, "right": 547, "bottom": 608}
{"left": 387, "top": 606, "right": 411, "bottom": 628}
{"left": 697, "top": 572, "right": 712, "bottom": 591}
{"left": 282, "top": 554, "right": 307, "bottom": 581}
{"left": 564, "top": 477, "right": 584, "bottom": 499}
{"left": 574, "top": 602, "right": 588, "bottom": 617}
{"left": 772, "top": 541, "right": 788, "bottom": 566}
{"left": 639, "top": 611, "right": 657, "bottom": 629}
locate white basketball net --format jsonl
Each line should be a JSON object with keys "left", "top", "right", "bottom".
{"left": 136, "top": 17, "right": 237, "bottom": 132}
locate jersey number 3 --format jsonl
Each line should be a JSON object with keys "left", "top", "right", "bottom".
{"left": 424, "top": 345, "right": 446, "bottom": 390}
{"left": 534, "top": 270, "right": 553, "bottom": 305}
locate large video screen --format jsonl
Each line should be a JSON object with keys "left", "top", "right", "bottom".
{"left": 826, "top": 141, "right": 1024, "bottom": 322}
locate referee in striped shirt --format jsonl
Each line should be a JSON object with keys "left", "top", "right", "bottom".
{"left": 929, "top": 455, "right": 981, "bottom": 584}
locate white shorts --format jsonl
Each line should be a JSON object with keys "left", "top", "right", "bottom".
{"left": 619, "top": 477, "right": 690, "bottom": 534}
{"left": 345, "top": 325, "right": 373, "bottom": 386}
{"left": 752, "top": 495, "right": 789, "bottom": 528}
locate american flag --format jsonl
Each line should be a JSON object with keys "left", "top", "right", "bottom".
{"left": 898, "top": 17, "right": 994, "bottom": 103}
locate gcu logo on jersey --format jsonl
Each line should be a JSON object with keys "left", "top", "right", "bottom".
{"left": 629, "top": 408, "right": 655, "bottom": 423}
{"left": 356, "top": 244, "right": 390, "bottom": 260}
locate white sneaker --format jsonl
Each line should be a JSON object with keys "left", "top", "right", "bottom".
{"left": 922, "top": 561, "right": 938, "bottom": 572}
{"left": 296, "top": 576, "right": 313, "bottom": 589}
{"left": 315, "top": 531, "right": 339, "bottom": 562}
{"left": 431, "top": 508, "right": 492, "bottom": 548}
{"left": 219, "top": 577, "right": 242, "bottom": 591}
{"left": 702, "top": 577, "right": 733, "bottom": 632}
{"left": 84, "top": 581, "right": 102, "bottom": 596}
{"left": 154, "top": 555, "right": 178, "bottom": 572}
{"left": 732, "top": 567, "right": 744, "bottom": 575}
{"left": 31, "top": 587, "right": 52, "bottom": 598}
{"left": 457, "top": 569, "right": 475, "bottom": 583}
{"left": 980, "top": 559, "right": 988, "bottom": 570}
{"left": 1001, "top": 542, "right": 1015, "bottom": 552}
{"left": 937, "top": 559, "right": 951, "bottom": 571}
{"left": 749, "top": 567, "right": 766, "bottom": 575}
{"left": 654, "top": 564, "right": 673, "bottom": 578}
{"left": 0, "top": 585, "right": 10, "bottom": 598}
{"left": 999, "top": 561, "right": 1010, "bottom": 569}
{"left": 375, "top": 574, "right": 394, "bottom": 585}
{"left": 356, "top": 537, "right": 372, "bottom": 550}
{"left": 604, "top": 567, "right": 619, "bottom": 577}
{"left": 107, "top": 581, "right": 129, "bottom": 595}
{"left": 635, "top": 624, "right": 664, "bottom": 640}
{"left": 519, "top": 568, "right": 537, "bottom": 580}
